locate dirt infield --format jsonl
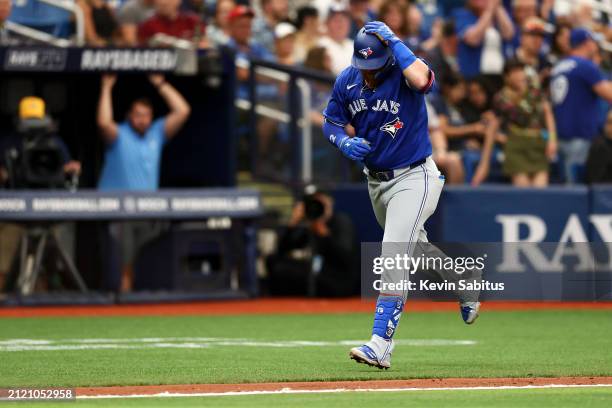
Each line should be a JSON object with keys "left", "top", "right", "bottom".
{"left": 76, "top": 377, "right": 612, "bottom": 397}
{"left": 1, "top": 298, "right": 611, "bottom": 318}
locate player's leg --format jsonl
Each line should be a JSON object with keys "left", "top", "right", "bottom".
{"left": 366, "top": 177, "right": 387, "bottom": 228}
{"left": 351, "top": 159, "right": 443, "bottom": 369}
{"left": 413, "top": 229, "right": 481, "bottom": 324}
{"left": 407, "top": 160, "right": 482, "bottom": 321}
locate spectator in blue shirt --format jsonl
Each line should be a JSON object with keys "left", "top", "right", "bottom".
{"left": 453, "top": 0, "right": 515, "bottom": 78}
{"left": 550, "top": 28, "right": 612, "bottom": 183}
{"left": 96, "top": 74, "right": 191, "bottom": 191}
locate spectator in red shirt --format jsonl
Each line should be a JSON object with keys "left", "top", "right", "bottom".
{"left": 138, "top": 0, "right": 206, "bottom": 46}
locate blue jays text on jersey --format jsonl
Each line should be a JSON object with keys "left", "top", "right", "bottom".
{"left": 323, "top": 62, "right": 432, "bottom": 171}
{"left": 348, "top": 98, "right": 401, "bottom": 116}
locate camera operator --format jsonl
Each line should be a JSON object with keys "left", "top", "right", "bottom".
{"left": 0, "top": 97, "right": 81, "bottom": 294}
{"left": 266, "top": 186, "right": 359, "bottom": 297}
{"left": 0, "top": 96, "right": 81, "bottom": 189}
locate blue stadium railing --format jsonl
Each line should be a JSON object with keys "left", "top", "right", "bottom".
{"left": 245, "top": 59, "right": 356, "bottom": 187}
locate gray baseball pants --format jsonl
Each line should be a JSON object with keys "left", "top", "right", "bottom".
{"left": 366, "top": 156, "right": 480, "bottom": 302}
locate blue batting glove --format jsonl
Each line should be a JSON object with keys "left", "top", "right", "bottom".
{"left": 339, "top": 136, "right": 371, "bottom": 161}
{"left": 364, "top": 21, "right": 401, "bottom": 46}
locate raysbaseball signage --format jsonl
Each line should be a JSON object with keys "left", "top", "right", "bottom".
{"left": 0, "top": 47, "right": 178, "bottom": 72}
{"left": 0, "top": 190, "right": 262, "bottom": 220}
{"left": 80, "top": 49, "right": 178, "bottom": 71}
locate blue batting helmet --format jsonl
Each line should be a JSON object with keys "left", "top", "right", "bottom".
{"left": 351, "top": 27, "right": 393, "bottom": 70}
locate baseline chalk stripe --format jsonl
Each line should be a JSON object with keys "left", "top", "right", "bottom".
{"left": 0, "top": 337, "right": 476, "bottom": 352}
{"left": 76, "top": 384, "right": 612, "bottom": 399}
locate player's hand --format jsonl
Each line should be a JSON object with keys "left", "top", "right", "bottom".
{"left": 339, "top": 136, "right": 371, "bottom": 161}
{"left": 364, "top": 21, "right": 401, "bottom": 46}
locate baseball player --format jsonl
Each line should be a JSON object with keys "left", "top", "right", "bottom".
{"left": 322, "top": 22, "right": 481, "bottom": 370}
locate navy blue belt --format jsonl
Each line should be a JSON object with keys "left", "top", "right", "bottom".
{"left": 367, "top": 158, "right": 427, "bottom": 182}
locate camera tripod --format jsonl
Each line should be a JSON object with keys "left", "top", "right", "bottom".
{"left": 15, "top": 223, "right": 87, "bottom": 295}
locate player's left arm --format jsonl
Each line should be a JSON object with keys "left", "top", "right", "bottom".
{"left": 364, "top": 21, "right": 434, "bottom": 93}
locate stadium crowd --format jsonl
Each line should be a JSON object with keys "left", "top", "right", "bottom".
{"left": 2, "top": 0, "right": 612, "bottom": 186}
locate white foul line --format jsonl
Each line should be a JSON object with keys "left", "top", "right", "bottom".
{"left": 0, "top": 337, "right": 476, "bottom": 352}
{"left": 77, "top": 384, "right": 612, "bottom": 399}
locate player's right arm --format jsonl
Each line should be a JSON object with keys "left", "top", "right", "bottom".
{"left": 364, "top": 22, "right": 433, "bottom": 92}
{"left": 322, "top": 76, "right": 371, "bottom": 161}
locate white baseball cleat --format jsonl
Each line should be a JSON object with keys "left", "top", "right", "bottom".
{"left": 460, "top": 301, "right": 481, "bottom": 324}
{"left": 349, "top": 335, "right": 394, "bottom": 369}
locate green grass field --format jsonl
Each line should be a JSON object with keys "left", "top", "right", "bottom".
{"left": 0, "top": 309, "right": 611, "bottom": 406}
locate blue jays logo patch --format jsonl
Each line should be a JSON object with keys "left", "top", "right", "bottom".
{"left": 380, "top": 117, "right": 404, "bottom": 138}
{"left": 359, "top": 47, "right": 373, "bottom": 59}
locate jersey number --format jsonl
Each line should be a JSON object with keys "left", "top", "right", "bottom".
{"left": 550, "top": 75, "right": 569, "bottom": 106}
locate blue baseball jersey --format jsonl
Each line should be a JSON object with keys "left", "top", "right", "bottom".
{"left": 550, "top": 56, "right": 605, "bottom": 140}
{"left": 323, "top": 63, "right": 432, "bottom": 170}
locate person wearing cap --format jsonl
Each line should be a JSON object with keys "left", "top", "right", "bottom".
{"left": 227, "top": 5, "right": 269, "bottom": 60}
{"left": 0, "top": 97, "right": 80, "bottom": 187}
{"left": 512, "top": 16, "right": 550, "bottom": 88}
{"left": 318, "top": 5, "right": 353, "bottom": 76}
{"left": 550, "top": 28, "right": 612, "bottom": 183}
{"left": 251, "top": 0, "right": 289, "bottom": 54}
{"left": 452, "top": 0, "right": 515, "bottom": 78}
{"left": 226, "top": 4, "right": 274, "bottom": 100}
{"left": 274, "top": 22, "right": 296, "bottom": 66}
